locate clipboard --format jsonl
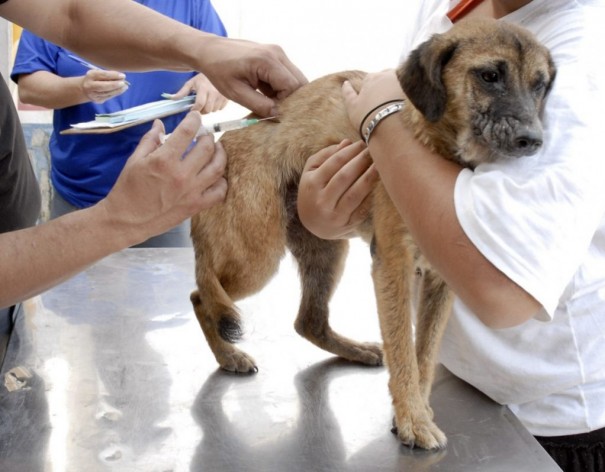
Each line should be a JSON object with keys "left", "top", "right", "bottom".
{"left": 60, "top": 95, "right": 195, "bottom": 135}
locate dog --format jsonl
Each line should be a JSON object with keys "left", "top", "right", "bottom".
{"left": 189, "top": 17, "right": 556, "bottom": 450}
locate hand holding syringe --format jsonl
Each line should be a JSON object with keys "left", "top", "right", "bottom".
{"left": 160, "top": 116, "right": 276, "bottom": 144}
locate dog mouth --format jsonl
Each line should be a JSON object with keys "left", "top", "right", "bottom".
{"left": 471, "top": 115, "right": 544, "bottom": 161}
{"left": 456, "top": 122, "right": 543, "bottom": 168}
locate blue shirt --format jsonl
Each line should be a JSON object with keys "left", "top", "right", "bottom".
{"left": 11, "top": 0, "right": 227, "bottom": 208}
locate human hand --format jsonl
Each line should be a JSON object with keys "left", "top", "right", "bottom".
{"left": 342, "top": 69, "right": 404, "bottom": 134}
{"left": 199, "top": 37, "right": 308, "bottom": 117}
{"left": 297, "top": 140, "right": 378, "bottom": 240}
{"left": 80, "top": 69, "right": 129, "bottom": 104}
{"left": 170, "top": 73, "right": 228, "bottom": 114}
{"left": 99, "top": 112, "right": 227, "bottom": 245}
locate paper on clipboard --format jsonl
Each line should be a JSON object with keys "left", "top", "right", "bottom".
{"left": 61, "top": 94, "right": 195, "bottom": 135}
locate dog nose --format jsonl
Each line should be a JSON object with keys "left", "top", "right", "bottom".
{"left": 513, "top": 128, "right": 543, "bottom": 155}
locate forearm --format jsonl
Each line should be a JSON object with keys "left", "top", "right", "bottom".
{"left": 0, "top": 203, "right": 138, "bottom": 309}
{"left": 2, "top": 0, "right": 306, "bottom": 117}
{"left": 369, "top": 117, "right": 541, "bottom": 328}
{"left": 17, "top": 71, "right": 90, "bottom": 109}
{"left": 1, "top": 0, "right": 212, "bottom": 72}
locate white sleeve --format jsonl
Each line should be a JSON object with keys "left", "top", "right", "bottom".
{"left": 398, "top": 0, "right": 453, "bottom": 65}
{"left": 454, "top": 60, "right": 605, "bottom": 319}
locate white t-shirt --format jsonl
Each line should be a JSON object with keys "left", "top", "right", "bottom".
{"left": 401, "top": 0, "right": 605, "bottom": 436}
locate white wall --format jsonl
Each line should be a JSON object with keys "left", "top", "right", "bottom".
{"left": 207, "top": 0, "right": 413, "bottom": 120}
{"left": 211, "top": 0, "right": 411, "bottom": 81}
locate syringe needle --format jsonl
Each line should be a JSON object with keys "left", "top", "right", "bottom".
{"left": 161, "top": 116, "right": 277, "bottom": 144}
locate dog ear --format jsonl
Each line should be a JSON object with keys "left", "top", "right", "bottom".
{"left": 545, "top": 56, "right": 557, "bottom": 97}
{"left": 397, "top": 34, "right": 458, "bottom": 122}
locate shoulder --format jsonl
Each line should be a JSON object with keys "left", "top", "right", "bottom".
{"left": 516, "top": 1, "right": 605, "bottom": 68}
{"left": 11, "top": 30, "right": 61, "bottom": 81}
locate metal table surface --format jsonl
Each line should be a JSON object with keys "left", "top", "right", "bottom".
{"left": 0, "top": 247, "right": 561, "bottom": 472}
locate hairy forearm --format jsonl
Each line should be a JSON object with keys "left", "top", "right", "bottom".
{"left": 1, "top": 0, "right": 212, "bottom": 72}
{"left": 17, "top": 71, "right": 89, "bottom": 109}
{"left": 368, "top": 118, "right": 541, "bottom": 328}
{"left": 0, "top": 204, "right": 137, "bottom": 309}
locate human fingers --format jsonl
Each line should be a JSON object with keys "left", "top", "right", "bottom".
{"left": 192, "top": 140, "right": 228, "bottom": 209}
{"left": 198, "top": 38, "right": 307, "bottom": 117}
{"left": 297, "top": 141, "right": 375, "bottom": 240}
{"left": 342, "top": 70, "right": 403, "bottom": 132}
{"left": 333, "top": 156, "right": 378, "bottom": 225}
{"left": 166, "top": 113, "right": 226, "bottom": 189}
{"left": 170, "top": 79, "right": 195, "bottom": 100}
{"left": 305, "top": 140, "right": 367, "bottom": 187}
{"left": 326, "top": 145, "right": 376, "bottom": 204}
{"left": 159, "top": 111, "right": 203, "bottom": 155}
{"left": 231, "top": 45, "right": 307, "bottom": 117}
{"left": 191, "top": 88, "right": 228, "bottom": 114}
{"left": 127, "top": 119, "right": 165, "bottom": 162}
{"left": 255, "top": 46, "right": 308, "bottom": 101}
{"left": 303, "top": 139, "right": 352, "bottom": 171}
{"left": 111, "top": 115, "right": 222, "bottom": 232}
{"left": 82, "top": 69, "right": 128, "bottom": 103}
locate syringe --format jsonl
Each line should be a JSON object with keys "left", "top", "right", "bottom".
{"left": 161, "top": 116, "right": 276, "bottom": 144}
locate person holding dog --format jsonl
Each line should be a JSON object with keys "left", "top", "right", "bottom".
{"left": 11, "top": 0, "right": 229, "bottom": 248}
{"left": 297, "top": 0, "right": 605, "bottom": 470}
{"left": 0, "top": 0, "right": 306, "bottom": 308}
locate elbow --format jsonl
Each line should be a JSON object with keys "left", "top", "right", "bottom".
{"left": 468, "top": 287, "right": 543, "bottom": 329}
{"left": 454, "top": 269, "right": 543, "bottom": 329}
{"left": 18, "top": 89, "right": 34, "bottom": 106}
{"left": 15, "top": 79, "right": 35, "bottom": 106}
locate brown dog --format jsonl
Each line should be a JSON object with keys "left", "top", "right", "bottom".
{"left": 189, "top": 18, "right": 556, "bottom": 449}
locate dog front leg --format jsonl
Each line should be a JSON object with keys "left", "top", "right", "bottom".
{"left": 190, "top": 287, "right": 258, "bottom": 374}
{"left": 414, "top": 268, "right": 453, "bottom": 410}
{"left": 372, "top": 234, "right": 447, "bottom": 450}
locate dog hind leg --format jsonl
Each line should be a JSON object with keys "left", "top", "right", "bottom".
{"left": 286, "top": 198, "right": 383, "bottom": 366}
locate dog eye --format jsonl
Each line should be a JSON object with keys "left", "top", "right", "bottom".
{"left": 533, "top": 80, "right": 546, "bottom": 93}
{"left": 480, "top": 71, "right": 500, "bottom": 83}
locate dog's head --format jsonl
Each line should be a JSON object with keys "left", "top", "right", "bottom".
{"left": 397, "top": 18, "right": 556, "bottom": 167}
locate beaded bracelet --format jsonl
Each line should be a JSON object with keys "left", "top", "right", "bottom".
{"left": 362, "top": 101, "right": 405, "bottom": 144}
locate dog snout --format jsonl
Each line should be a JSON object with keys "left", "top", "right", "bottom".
{"left": 512, "top": 126, "right": 543, "bottom": 156}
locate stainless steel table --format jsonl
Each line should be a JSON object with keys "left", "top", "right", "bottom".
{"left": 0, "top": 247, "right": 561, "bottom": 471}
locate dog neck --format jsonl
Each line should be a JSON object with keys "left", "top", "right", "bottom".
{"left": 400, "top": 105, "right": 463, "bottom": 166}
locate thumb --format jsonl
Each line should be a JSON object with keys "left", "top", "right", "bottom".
{"left": 341, "top": 80, "right": 359, "bottom": 108}
{"left": 130, "top": 119, "right": 165, "bottom": 161}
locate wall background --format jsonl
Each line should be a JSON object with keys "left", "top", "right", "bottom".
{"left": 7, "top": 0, "right": 413, "bottom": 123}
{"left": 211, "top": 0, "right": 410, "bottom": 81}
{"left": 210, "top": 0, "right": 411, "bottom": 119}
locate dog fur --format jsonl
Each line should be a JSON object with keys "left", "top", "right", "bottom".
{"left": 189, "top": 18, "right": 556, "bottom": 449}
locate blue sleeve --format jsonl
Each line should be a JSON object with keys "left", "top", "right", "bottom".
{"left": 194, "top": 0, "right": 228, "bottom": 37}
{"left": 11, "top": 31, "right": 60, "bottom": 84}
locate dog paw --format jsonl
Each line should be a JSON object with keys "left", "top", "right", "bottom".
{"left": 217, "top": 349, "right": 258, "bottom": 374}
{"left": 390, "top": 411, "right": 447, "bottom": 450}
{"left": 350, "top": 342, "right": 384, "bottom": 366}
